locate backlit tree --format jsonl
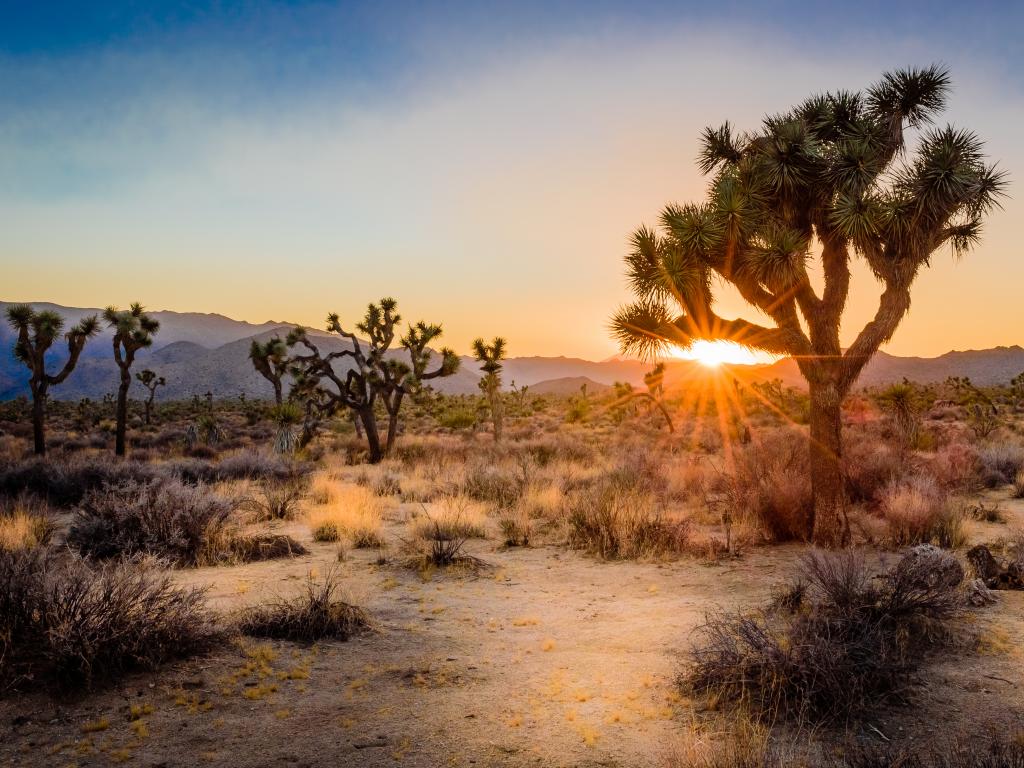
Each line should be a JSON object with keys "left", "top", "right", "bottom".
{"left": 104, "top": 303, "right": 160, "bottom": 456}
{"left": 611, "top": 66, "right": 1005, "bottom": 546}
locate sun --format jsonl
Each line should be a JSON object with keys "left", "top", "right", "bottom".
{"left": 669, "top": 340, "right": 780, "bottom": 368}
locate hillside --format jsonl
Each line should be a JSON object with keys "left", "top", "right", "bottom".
{"left": 1, "top": 301, "right": 1021, "bottom": 400}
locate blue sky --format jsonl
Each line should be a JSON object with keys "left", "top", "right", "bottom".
{"left": 1, "top": 1, "right": 1022, "bottom": 357}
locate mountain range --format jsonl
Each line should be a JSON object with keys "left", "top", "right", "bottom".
{"left": 1, "top": 301, "right": 1022, "bottom": 401}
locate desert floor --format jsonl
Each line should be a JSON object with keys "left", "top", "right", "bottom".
{"left": 2, "top": 492, "right": 1023, "bottom": 768}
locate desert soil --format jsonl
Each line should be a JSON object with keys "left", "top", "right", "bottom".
{"left": 2, "top": 494, "right": 1023, "bottom": 768}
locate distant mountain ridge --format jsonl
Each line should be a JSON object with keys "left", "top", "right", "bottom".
{"left": 1, "top": 301, "right": 1021, "bottom": 400}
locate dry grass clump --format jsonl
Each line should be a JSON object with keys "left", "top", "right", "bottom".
{"left": 683, "top": 548, "right": 964, "bottom": 723}
{"left": 567, "top": 482, "right": 691, "bottom": 560}
{"left": 0, "top": 457, "right": 160, "bottom": 507}
{"left": 462, "top": 460, "right": 525, "bottom": 508}
{"left": 877, "top": 475, "right": 965, "bottom": 548}
{"left": 844, "top": 432, "right": 907, "bottom": 504}
{"left": 242, "top": 479, "right": 307, "bottom": 521}
{"left": 1013, "top": 470, "right": 1024, "bottom": 500}
{"left": 977, "top": 442, "right": 1024, "bottom": 488}
{"left": 927, "top": 441, "right": 983, "bottom": 492}
{"left": 67, "top": 478, "right": 238, "bottom": 566}
{"left": 411, "top": 495, "right": 489, "bottom": 541}
{"left": 726, "top": 431, "right": 812, "bottom": 542}
{"left": 238, "top": 570, "right": 367, "bottom": 643}
{"left": 0, "top": 497, "right": 54, "bottom": 551}
{"left": 0, "top": 548, "right": 221, "bottom": 692}
{"left": 518, "top": 483, "right": 566, "bottom": 520}
{"left": 498, "top": 507, "right": 532, "bottom": 547}
{"left": 306, "top": 484, "right": 386, "bottom": 547}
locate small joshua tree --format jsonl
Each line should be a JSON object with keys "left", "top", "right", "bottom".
{"left": 135, "top": 369, "right": 166, "bottom": 425}
{"left": 5, "top": 305, "right": 99, "bottom": 455}
{"left": 249, "top": 337, "right": 289, "bottom": 405}
{"left": 473, "top": 337, "right": 507, "bottom": 442}
{"left": 288, "top": 298, "right": 460, "bottom": 462}
{"left": 104, "top": 304, "right": 160, "bottom": 456}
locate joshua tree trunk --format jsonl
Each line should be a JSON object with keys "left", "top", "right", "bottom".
{"left": 808, "top": 378, "right": 848, "bottom": 547}
{"left": 359, "top": 406, "right": 384, "bottom": 463}
{"left": 144, "top": 394, "right": 154, "bottom": 425}
{"left": 272, "top": 380, "right": 283, "bottom": 406}
{"left": 384, "top": 392, "right": 404, "bottom": 455}
{"left": 115, "top": 366, "right": 131, "bottom": 457}
{"left": 31, "top": 386, "right": 46, "bottom": 456}
{"left": 351, "top": 411, "right": 364, "bottom": 439}
{"left": 491, "top": 394, "right": 503, "bottom": 442}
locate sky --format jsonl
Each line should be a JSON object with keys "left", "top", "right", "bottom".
{"left": 1, "top": 0, "right": 1022, "bottom": 360}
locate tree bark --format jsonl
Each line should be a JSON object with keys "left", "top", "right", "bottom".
{"left": 273, "top": 379, "right": 283, "bottom": 406}
{"left": 808, "top": 379, "right": 849, "bottom": 547}
{"left": 144, "top": 394, "right": 154, "bottom": 425}
{"left": 360, "top": 406, "right": 384, "bottom": 463}
{"left": 384, "top": 392, "right": 404, "bottom": 455}
{"left": 31, "top": 386, "right": 46, "bottom": 456}
{"left": 115, "top": 367, "right": 131, "bottom": 457}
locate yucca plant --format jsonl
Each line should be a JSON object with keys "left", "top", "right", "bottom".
{"left": 473, "top": 336, "right": 507, "bottom": 442}
{"left": 104, "top": 303, "right": 160, "bottom": 456}
{"left": 287, "top": 298, "right": 460, "bottom": 462}
{"left": 4, "top": 305, "right": 99, "bottom": 455}
{"left": 249, "top": 336, "right": 289, "bottom": 405}
{"left": 135, "top": 368, "right": 166, "bottom": 425}
{"left": 611, "top": 66, "right": 1006, "bottom": 546}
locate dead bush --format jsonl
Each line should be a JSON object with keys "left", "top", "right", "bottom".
{"left": 877, "top": 475, "right": 965, "bottom": 548}
{"left": 682, "top": 548, "right": 964, "bottom": 723}
{"left": 0, "top": 548, "right": 221, "bottom": 692}
{"left": 237, "top": 570, "right": 367, "bottom": 642}
{"left": 567, "top": 482, "right": 691, "bottom": 559}
{"left": 243, "top": 479, "right": 306, "bottom": 521}
{"left": 977, "top": 443, "right": 1024, "bottom": 487}
{"left": 68, "top": 478, "right": 237, "bottom": 566}
{"left": 727, "top": 431, "right": 812, "bottom": 541}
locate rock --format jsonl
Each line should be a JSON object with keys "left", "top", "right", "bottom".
{"left": 966, "top": 545, "right": 1002, "bottom": 585}
{"left": 964, "top": 578, "right": 998, "bottom": 606}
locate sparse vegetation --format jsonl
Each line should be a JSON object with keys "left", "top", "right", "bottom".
{"left": 237, "top": 570, "right": 368, "bottom": 642}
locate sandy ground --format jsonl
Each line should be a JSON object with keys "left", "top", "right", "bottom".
{"left": 2, "top": 493, "right": 1023, "bottom": 768}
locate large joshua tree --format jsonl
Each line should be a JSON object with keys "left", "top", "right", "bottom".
{"left": 104, "top": 303, "right": 160, "bottom": 456}
{"left": 611, "top": 66, "right": 1005, "bottom": 546}
{"left": 249, "top": 336, "right": 289, "bottom": 405}
{"left": 5, "top": 305, "right": 99, "bottom": 455}
{"left": 287, "top": 298, "right": 460, "bottom": 462}
{"left": 473, "top": 337, "right": 507, "bottom": 442}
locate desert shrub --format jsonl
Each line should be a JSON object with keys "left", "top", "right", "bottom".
{"left": 498, "top": 508, "right": 532, "bottom": 546}
{"left": 238, "top": 570, "right": 367, "bottom": 642}
{"left": 0, "top": 457, "right": 160, "bottom": 507}
{"left": 411, "top": 495, "right": 489, "bottom": 541}
{"left": 1014, "top": 470, "right": 1024, "bottom": 499}
{"left": 0, "top": 548, "right": 221, "bottom": 692}
{"left": 727, "top": 431, "right": 812, "bottom": 542}
{"left": 243, "top": 479, "right": 306, "bottom": 521}
{"left": 666, "top": 736, "right": 1024, "bottom": 768}
{"left": 216, "top": 451, "right": 302, "bottom": 483}
{"left": 67, "top": 478, "right": 236, "bottom": 566}
{"left": 977, "top": 442, "right": 1024, "bottom": 487}
{"left": 877, "top": 475, "right": 965, "bottom": 548}
{"left": 221, "top": 533, "right": 308, "bottom": 563}
{"left": 567, "top": 482, "right": 691, "bottom": 559}
{"left": 844, "top": 433, "right": 906, "bottom": 504}
{"left": 463, "top": 461, "right": 525, "bottom": 508}
{"left": 927, "top": 441, "right": 983, "bottom": 492}
{"left": 518, "top": 483, "right": 566, "bottom": 520}
{"left": 683, "top": 548, "right": 964, "bottom": 723}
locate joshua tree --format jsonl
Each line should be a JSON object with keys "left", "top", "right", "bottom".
{"left": 288, "top": 298, "right": 460, "bottom": 462}
{"left": 249, "top": 336, "right": 289, "bottom": 405}
{"left": 611, "top": 66, "right": 1005, "bottom": 546}
{"left": 135, "top": 369, "right": 166, "bottom": 425}
{"left": 473, "top": 337, "right": 507, "bottom": 442}
{"left": 104, "top": 303, "right": 160, "bottom": 456}
{"left": 5, "top": 305, "right": 99, "bottom": 455}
